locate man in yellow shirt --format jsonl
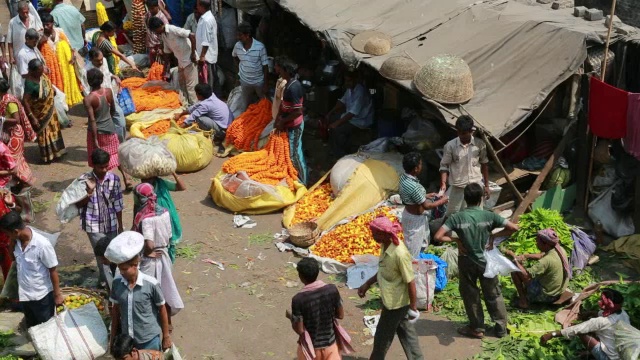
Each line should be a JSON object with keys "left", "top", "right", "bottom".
{"left": 358, "top": 216, "right": 423, "bottom": 360}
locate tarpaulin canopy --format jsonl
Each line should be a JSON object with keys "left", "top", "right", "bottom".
{"left": 275, "top": 0, "right": 638, "bottom": 137}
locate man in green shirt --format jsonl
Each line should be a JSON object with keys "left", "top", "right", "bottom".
{"left": 434, "top": 183, "right": 518, "bottom": 339}
{"left": 505, "top": 228, "right": 570, "bottom": 309}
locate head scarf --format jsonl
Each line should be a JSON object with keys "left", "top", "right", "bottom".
{"left": 132, "top": 183, "right": 167, "bottom": 232}
{"left": 537, "top": 228, "right": 572, "bottom": 279}
{"left": 369, "top": 216, "right": 402, "bottom": 246}
{"left": 600, "top": 290, "right": 623, "bottom": 317}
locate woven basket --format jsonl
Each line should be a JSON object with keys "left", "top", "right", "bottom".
{"left": 351, "top": 30, "right": 392, "bottom": 53}
{"left": 289, "top": 222, "right": 319, "bottom": 248}
{"left": 61, "top": 287, "right": 109, "bottom": 317}
{"left": 380, "top": 56, "right": 420, "bottom": 80}
{"left": 364, "top": 37, "right": 391, "bottom": 56}
{"left": 414, "top": 54, "right": 474, "bottom": 104}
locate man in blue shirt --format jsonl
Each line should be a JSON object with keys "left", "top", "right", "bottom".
{"left": 326, "top": 71, "right": 374, "bottom": 159}
{"left": 175, "top": 84, "right": 232, "bottom": 150}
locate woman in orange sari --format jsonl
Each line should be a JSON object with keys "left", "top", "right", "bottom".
{"left": 22, "top": 59, "right": 67, "bottom": 163}
{"left": 0, "top": 79, "right": 37, "bottom": 187}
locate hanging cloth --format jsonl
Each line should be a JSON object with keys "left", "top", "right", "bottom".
{"left": 589, "top": 77, "right": 628, "bottom": 139}
{"left": 625, "top": 93, "right": 640, "bottom": 160}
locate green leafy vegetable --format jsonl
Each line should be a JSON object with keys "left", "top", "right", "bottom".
{"left": 505, "top": 208, "right": 573, "bottom": 256}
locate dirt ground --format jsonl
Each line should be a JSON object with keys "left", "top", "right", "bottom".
{"left": 22, "top": 109, "right": 485, "bottom": 360}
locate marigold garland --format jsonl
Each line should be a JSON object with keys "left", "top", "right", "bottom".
{"left": 55, "top": 40, "right": 83, "bottom": 106}
{"left": 224, "top": 99, "right": 273, "bottom": 151}
{"left": 40, "top": 43, "right": 63, "bottom": 91}
{"left": 147, "top": 62, "right": 164, "bottom": 81}
{"left": 310, "top": 206, "right": 403, "bottom": 263}
{"left": 130, "top": 86, "right": 181, "bottom": 111}
{"left": 140, "top": 120, "right": 170, "bottom": 137}
{"left": 121, "top": 77, "right": 147, "bottom": 90}
{"left": 222, "top": 132, "right": 299, "bottom": 190}
{"left": 131, "top": 0, "right": 146, "bottom": 54}
{"left": 291, "top": 183, "right": 334, "bottom": 225}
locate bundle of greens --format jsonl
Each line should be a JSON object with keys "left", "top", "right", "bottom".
{"left": 503, "top": 208, "right": 573, "bottom": 256}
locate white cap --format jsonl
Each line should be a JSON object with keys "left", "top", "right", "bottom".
{"left": 105, "top": 231, "right": 144, "bottom": 264}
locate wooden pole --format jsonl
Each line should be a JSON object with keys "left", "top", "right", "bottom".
{"left": 478, "top": 131, "right": 525, "bottom": 206}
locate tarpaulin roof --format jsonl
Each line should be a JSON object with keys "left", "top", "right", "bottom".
{"left": 275, "top": 0, "right": 638, "bottom": 137}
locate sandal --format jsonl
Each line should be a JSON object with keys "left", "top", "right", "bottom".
{"left": 457, "top": 326, "right": 484, "bottom": 339}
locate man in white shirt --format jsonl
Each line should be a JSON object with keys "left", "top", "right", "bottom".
{"left": 7, "top": 1, "right": 43, "bottom": 65}
{"left": 195, "top": 0, "right": 220, "bottom": 96}
{"left": 183, "top": 6, "right": 199, "bottom": 34}
{"left": 232, "top": 22, "right": 269, "bottom": 108}
{"left": 540, "top": 288, "right": 630, "bottom": 360}
{"left": 16, "top": 28, "right": 44, "bottom": 77}
{"left": 0, "top": 211, "right": 63, "bottom": 328}
{"left": 148, "top": 16, "right": 198, "bottom": 105}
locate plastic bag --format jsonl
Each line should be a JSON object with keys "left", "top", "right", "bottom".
{"left": 9, "top": 65, "right": 23, "bottom": 98}
{"left": 418, "top": 253, "right": 448, "bottom": 291}
{"left": 164, "top": 344, "right": 184, "bottom": 360}
{"left": 53, "top": 86, "right": 71, "bottom": 128}
{"left": 401, "top": 109, "right": 442, "bottom": 151}
{"left": 329, "top": 155, "right": 364, "bottom": 196}
{"left": 615, "top": 321, "right": 640, "bottom": 360}
{"left": 56, "top": 177, "right": 89, "bottom": 223}
{"left": 413, "top": 259, "right": 437, "bottom": 310}
{"left": 118, "top": 136, "right": 177, "bottom": 179}
{"left": 117, "top": 88, "right": 136, "bottom": 116}
{"left": 570, "top": 227, "right": 596, "bottom": 271}
{"left": 359, "top": 137, "right": 390, "bottom": 153}
{"left": 227, "top": 86, "right": 247, "bottom": 118}
{"left": 588, "top": 181, "right": 635, "bottom": 238}
{"left": 221, "top": 171, "right": 282, "bottom": 200}
{"left": 483, "top": 248, "right": 521, "bottom": 278}
{"left": 441, "top": 246, "right": 459, "bottom": 279}
{"left": 160, "top": 126, "right": 213, "bottom": 173}
{"left": 346, "top": 255, "right": 379, "bottom": 289}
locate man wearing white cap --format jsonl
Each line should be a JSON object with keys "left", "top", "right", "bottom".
{"left": 106, "top": 231, "right": 172, "bottom": 352}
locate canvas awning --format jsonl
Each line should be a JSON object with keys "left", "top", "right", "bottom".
{"left": 275, "top": 0, "right": 638, "bottom": 137}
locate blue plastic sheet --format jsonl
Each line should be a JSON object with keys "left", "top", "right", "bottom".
{"left": 419, "top": 253, "right": 448, "bottom": 291}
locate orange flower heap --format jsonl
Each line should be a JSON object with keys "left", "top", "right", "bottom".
{"left": 222, "top": 132, "right": 298, "bottom": 190}
{"left": 311, "top": 206, "right": 402, "bottom": 263}
{"left": 130, "top": 86, "right": 181, "bottom": 111}
{"left": 291, "top": 183, "right": 334, "bottom": 225}
{"left": 225, "top": 99, "right": 273, "bottom": 151}
{"left": 147, "top": 62, "right": 164, "bottom": 81}
{"left": 140, "top": 120, "right": 170, "bottom": 138}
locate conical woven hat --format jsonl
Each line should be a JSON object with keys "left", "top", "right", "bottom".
{"left": 351, "top": 30, "right": 392, "bottom": 53}
{"left": 380, "top": 56, "right": 420, "bottom": 80}
{"left": 414, "top": 54, "right": 474, "bottom": 104}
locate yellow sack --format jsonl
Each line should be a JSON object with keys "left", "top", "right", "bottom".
{"left": 125, "top": 109, "right": 183, "bottom": 128}
{"left": 210, "top": 171, "right": 307, "bottom": 214}
{"left": 129, "top": 118, "right": 170, "bottom": 139}
{"left": 160, "top": 126, "right": 213, "bottom": 173}
{"left": 283, "top": 158, "right": 400, "bottom": 232}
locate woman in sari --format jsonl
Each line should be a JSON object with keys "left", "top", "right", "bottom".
{"left": 0, "top": 188, "right": 21, "bottom": 283}
{"left": 22, "top": 59, "right": 67, "bottom": 163}
{"left": 133, "top": 183, "right": 184, "bottom": 329}
{"left": 92, "top": 21, "right": 138, "bottom": 75}
{"left": 274, "top": 56, "right": 307, "bottom": 185}
{"left": 136, "top": 172, "right": 186, "bottom": 263}
{"left": 0, "top": 79, "right": 36, "bottom": 187}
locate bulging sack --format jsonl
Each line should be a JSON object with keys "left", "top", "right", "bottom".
{"left": 118, "top": 136, "right": 177, "bottom": 179}
{"left": 160, "top": 127, "right": 213, "bottom": 173}
{"left": 413, "top": 259, "right": 437, "bottom": 310}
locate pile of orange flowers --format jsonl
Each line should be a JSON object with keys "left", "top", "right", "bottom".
{"left": 121, "top": 77, "right": 147, "bottom": 90}
{"left": 130, "top": 86, "right": 181, "bottom": 111}
{"left": 147, "top": 62, "right": 164, "bottom": 80}
{"left": 291, "top": 183, "right": 334, "bottom": 225}
{"left": 311, "top": 206, "right": 402, "bottom": 263}
{"left": 225, "top": 99, "right": 273, "bottom": 151}
{"left": 40, "top": 43, "right": 63, "bottom": 91}
{"left": 222, "top": 132, "right": 298, "bottom": 190}
{"left": 140, "top": 120, "right": 170, "bottom": 138}
{"left": 176, "top": 115, "right": 188, "bottom": 127}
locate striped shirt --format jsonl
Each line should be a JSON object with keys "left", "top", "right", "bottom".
{"left": 232, "top": 39, "right": 268, "bottom": 85}
{"left": 291, "top": 284, "right": 342, "bottom": 348}
{"left": 399, "top": 173, "right": 426, "bottom": 205}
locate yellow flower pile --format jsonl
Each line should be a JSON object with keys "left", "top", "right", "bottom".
{"left": 311, "top": 206, "right": 403, "bottom": 263}
{"left": 291, "top": 183, "right": 334, "bottom": 225}
{"left": 56, "top": 40, "right": 83, "bottom": 106}
{"left": 96, "top": 2, "right": 119, "bottom": 75}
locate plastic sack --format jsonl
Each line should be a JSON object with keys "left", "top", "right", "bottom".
{"left": 56, "top": 177, "right": 89, "bottom": 223}
{"left": 570, "top": 227, "right": 596, "bottom": 271}
{"left": 117, "top": 88, "right": 137, "bottom": 116}
{"left": 483, "top": 248, "right": 521, "bottom": 278}
{"left": 0, "top": 263, "right": 18, "bottom": 299}
{"left": 164, "top": 344, "right": 184, "bottom": 360}
{"left": 53, "top": 86, "right": 71, "bottom": 128}
{"left": 29, "top": 303, "right": 108, "bottom": 360}
{"left": 9, "top": 65, "right": 23, "bottom": 98}
{"left": 210, "top": 171, "right": 307, "bottom": 214}
{"left": 615, "top": 321, "right": 640, "bottom": 360}
{"left": 221, "top": 171, "right": 282, "bottom": 200}
{"left": 401, "top": 109, "right": 442, "bottom": 151}
{"left": 227, "top": 86, "right": 247, "bottom": 118}
{"left": 330, "top": 155, "right": 364, "bottom": 196}
{"left": 160, "top": 126, "right": 213, "bottom": 173}
{"left": 118, "top": 136, "right": 177, "bottom": 179}
{"left": 440, "top": 246, "right": 459, "bottom": 279}
{"left": 588, "top": 181, "right": 635, "bottom": 238}
{"left": 346, "top": 255, "right": 379, "bottom": 289}
{"left": 418, "top": 253, "right": 448, "bottom": 291}
{"left": 359, "top": 137, "right": 390, "bottom": 153}
{"left": 413, "top": 259, "right": 437, "bottom": 310}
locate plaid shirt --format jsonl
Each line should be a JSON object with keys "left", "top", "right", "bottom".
{"left": 80, "top": 172, "right": 124, "bottom": 234}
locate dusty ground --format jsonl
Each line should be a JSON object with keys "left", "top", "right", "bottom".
{"left": 21, "top": 109, "right": 485, "bottom": 360}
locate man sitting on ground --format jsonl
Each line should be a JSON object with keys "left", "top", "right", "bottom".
{"left": 505, "top": 228, "right": 570, "bottom": 309}
{"left": 175, "top": 84, "right": 232, "bottom": 149}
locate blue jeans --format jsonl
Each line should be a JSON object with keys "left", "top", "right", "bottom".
{"left": 136, "top": 335, "right": 161, "bottom": 351}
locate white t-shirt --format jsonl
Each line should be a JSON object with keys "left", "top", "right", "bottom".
{"left": 561, "top": 310, "right": 631, "bottom": 360}
{"left": 7, "top": 14, "right": 43, "bottom": 58}
{"left": 14, "top": 227, "right": 59, "bottom": 302}
{"left": 16, "top": 44, "right": 44, "bottom": 76}
{"left": 195, "top": 11, "right": 218, "bottom": 64}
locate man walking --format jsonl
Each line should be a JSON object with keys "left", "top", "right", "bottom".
{"left": 439, "top": 115, "right": 490, "bottom": 217}
{"left": 434, "top": 183, "right": 518, "bottom": 339}
{"left": 233, "top": 23, "right": 269, "bottom": 107}
{"left": 195, "top": 0, "right": 219, "bottom": 95}
{"left": 16, "top": 29, "right": 44, "bottom": 77}
{"left": 7, "top": 1, "right": 42, "bottom": 65}
{"left": 148, "top": 16, "right": 198, "bottom": 105}
{"left": 50, "top": 0, "right": 86, "bottom": 51}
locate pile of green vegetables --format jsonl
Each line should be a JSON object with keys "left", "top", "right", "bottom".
{"left": 503, "top": 208, "right": 573, "bottom": 255}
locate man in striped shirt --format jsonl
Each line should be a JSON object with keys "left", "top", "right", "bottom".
{"left": 232, "top": 23, "right": 269, "bottom": 108}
